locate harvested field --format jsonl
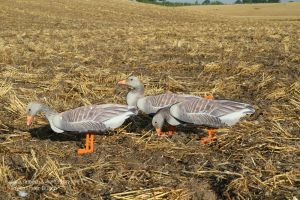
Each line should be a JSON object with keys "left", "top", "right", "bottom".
{"left": 0, "top": 0, "right": 299, "bottom": 199}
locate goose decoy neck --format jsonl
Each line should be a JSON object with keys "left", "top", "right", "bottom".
{"left": 41, "top": 104, "right": 58, "bottom": 118}
{"left": 127, "top": 86, "right": 144, "bottom": 107}
{"left": 157, "top": 108, "right": 170, "bottom": 119}
{"left": 154, "top": 107, "right": 181, "bottom": 127}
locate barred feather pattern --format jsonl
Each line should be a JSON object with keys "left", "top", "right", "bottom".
{"left": 56, "top": 104, "right": 136, "bottom": 133}
{"left": 170, "top": 98, "right": 255, "bottom": 127}
{"left": 139, "top": 93, "right": 200, "bottom": 114}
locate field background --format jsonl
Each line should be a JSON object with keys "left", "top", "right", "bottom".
{"left": 0, "top": 0, "right": 299, "bottom": 199}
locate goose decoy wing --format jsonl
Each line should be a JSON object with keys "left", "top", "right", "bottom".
{"left": 137, "top": 93, "right": 200, "bottom": 114}
{"left": 170, "top": 98, "right": 255, "bottom": 127}
{"left": 53, "top": 104, "right": 136, "bottom": 133}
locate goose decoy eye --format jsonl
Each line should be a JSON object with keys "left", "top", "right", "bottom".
{"left": 28, "top": 109, "right": 31, "bottom": 112}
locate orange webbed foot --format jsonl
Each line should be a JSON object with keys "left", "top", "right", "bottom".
{"left": 200, "top": 128, "right": 217, "bottom": 144}
{"left": 204, "top": 95, "right": 213, "bottom": 100}
{"left": 157, "top": 132, "right": 171, "bottom": 137}
{"left": 167, "top": 125, "right": 176, "bottom": 136}
{"left": 77, "top": 148, "right": 93, "bottom": 155}
{"left": 156, "top": 126, "right": 176, "bottom": 137}
{"left": 200, "top": 136, "right": 217, "bottom": 144}
{"left": 77, "top": 133, "right": 95, "bottom": 155}
{"left": 167, "top": 131, "right": 176, "bottom": 136}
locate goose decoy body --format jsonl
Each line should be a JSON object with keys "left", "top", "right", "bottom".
{"left": 117, "top": 76, "right": 202, "bottom": 135}
{"left": 152, "top": 97, "right": 255, "bottom": 143}
{"left": 26, "top": 102, "right": 136, "bottom": 154}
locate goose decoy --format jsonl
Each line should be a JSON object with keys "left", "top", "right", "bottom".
{"left": 117, "top": 76, "right": 202, "bottom": 135}
{"left": 26, "top": 102, "right": 136, "bottom": 154}
{"left": 152, "top": 98, "right": 255, "bottom": 144}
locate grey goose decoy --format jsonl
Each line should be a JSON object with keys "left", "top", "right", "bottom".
{"left": 152, "top": 97, "right": 255, "bottom": 143}
{"left": 26, "top": 102, "right": 136, "bottom": 154}
{"left": 117, "top": 76, "right": 202, "bottom": 135}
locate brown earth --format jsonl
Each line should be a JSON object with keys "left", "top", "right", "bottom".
{"left": 0, "top": 0, "right": 299, "bottom": 199}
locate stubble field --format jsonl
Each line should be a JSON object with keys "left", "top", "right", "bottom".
{"left": 0, "top": 0, "right": 299, "bottom": 199}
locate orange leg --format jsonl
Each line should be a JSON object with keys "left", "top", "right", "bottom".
{"left": 200, "top": 128, "right": 217, "bottom": 144}
{"left": 201, "top": 95, "right": 216, "bottom": 144}
{"left": 167, "top": 125, "right": 176, "bottom": 136}
{"left": 89, "top": 133, "right": 95, "bottom": 152}
{"left": 77, "top": 133, "right": 95, "bottom": 155}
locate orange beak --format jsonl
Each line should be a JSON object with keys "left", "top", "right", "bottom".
{"left": 155, "top": 128, "right": 162, "bottom": 135}
{"left": 117, "top": 80, "right": 126, "bottom": 85}
{"left": 27, "top": 116, "right": 33, "bottom": 126}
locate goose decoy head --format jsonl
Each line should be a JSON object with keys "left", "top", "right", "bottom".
{"left": 118, "top": 76, "right": 143, "bottom": 89}
{"left": 152, "top": 112, "right": 165, "bottom": 135}
{"left": 26, "top": 102, "right": 42, "bottom": 126}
